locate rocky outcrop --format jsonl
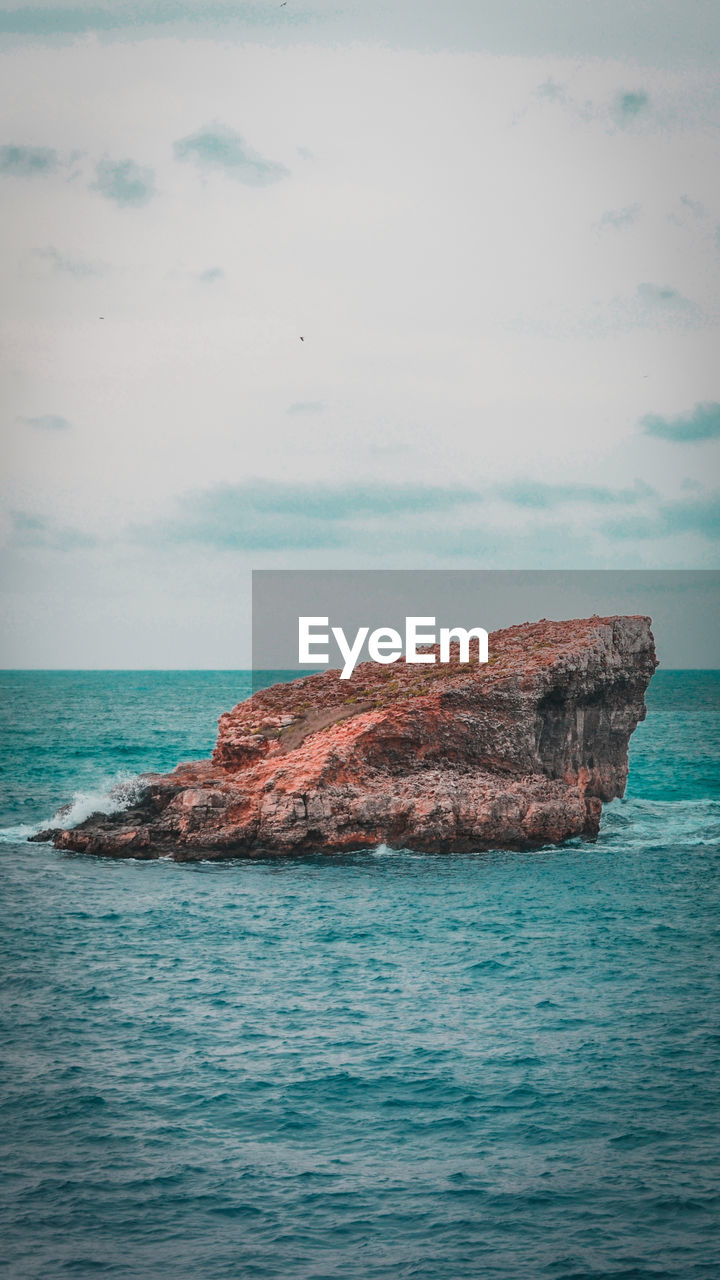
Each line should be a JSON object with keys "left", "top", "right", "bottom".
{"left": 34, "top": 616, "right": 657, "bottom": 859}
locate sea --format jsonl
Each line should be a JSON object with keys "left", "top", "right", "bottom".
{"left": 1, "top": 669, "right": 719, "bottom": 1280}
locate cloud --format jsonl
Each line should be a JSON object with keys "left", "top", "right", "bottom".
{"left": 18, "top": 413, "right": 72, "bottom": 430}
{"left": 528, "top": 82, "right": 657, "bottom": 135}
{"left": 497, "top": 480, "right": 652, "bottom": 509}
{"left": 641, "top": 402, "right": 720, "bottom": 443}
{"left": 0, "top": 2, "right": 302, "bottom": 38}
{"left": 598, "top": 204, "right": 641, "bottom": 232}
{"left": 614, "top": 89, "right": 650, "bottom": 124}
{"left": 511, "top": 278, "right": 708, "bottom": 340}
{"left": 9, "top": 511, "right": 97, "bottom": 551}
{"left": 636, "top": 282, "right": 692, "bottom": 309}
{"left": 34, "top": 246, "right": 101, "bottom": 277}
{"left": 134, "top": 480, "right": 483, "bottom": 551}
{"left": 596, "top": 282, "right": 705, "bottom": 334}
{"left": 535, "top": 78, "right": 566, "bottom": 103}
{"left": 426, "top": 519, "right": 602, "bottom": 566}
{"left": 680, "top": 195, "right": 705, "bottom": 218}
{"left": 173, "top": 125, "right": 289, "bottom": 185}
{"left": 93, "top": 157, "right": 156, "bottom": 207}
{"left": 603, "top": 493, "right": 720, "bottom": 542}
{"left": 7, "top": 476, "right": 715, "bottom": 570}
{"left": 669, "top": 195, "right": 710, "bottom": 229}
{"left": 0, "top": 1, "right": 716, "bottom": 69}
{"left": 200, "top": 481, "right": 479, "bottom": 520}
{"left": 287, "top": 401, "right": 326, "bottom": 414}
{"left": 131, "top": 477, "right": 662, "bottom": 556}
{"left": 0, "top": 144, "right": 59, "bottom": 176}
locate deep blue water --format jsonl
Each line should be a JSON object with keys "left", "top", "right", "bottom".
{"left": 1, "top": 670, "right": 719, "bottom": 1280}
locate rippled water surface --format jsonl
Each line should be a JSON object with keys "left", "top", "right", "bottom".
{"left": 1, "top": 671, "right": 719, "bottom": 1279}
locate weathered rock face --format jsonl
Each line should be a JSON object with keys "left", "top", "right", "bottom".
{"left": 34, "top": 616, "right": 657, "bottom": 860}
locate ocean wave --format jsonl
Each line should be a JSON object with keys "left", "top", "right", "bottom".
{"left": 53, "top": 773, "right": 145, "bottom": 828}
{"left": 604, "top": 795, "right": 720, "bottom": 825}
{"left": 599, "top": 795, "right": 720, "bottom": 849}
{"left": 0, "top": 772, "right": 145, "bottom": 844}
{"left": 0, "top": 822, "right": 44, "bottom": 844}
{"left": 616, "top": 796, "right": 720, "bottom": 812}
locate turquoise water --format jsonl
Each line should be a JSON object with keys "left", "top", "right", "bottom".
{"left": 1, "top": 670, "right": 719, "bottom": 1279}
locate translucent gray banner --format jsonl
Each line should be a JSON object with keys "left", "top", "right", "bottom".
{"left": 252, "top": 570, "right": 719, "bottom": 693}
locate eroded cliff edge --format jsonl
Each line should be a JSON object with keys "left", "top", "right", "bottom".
{"left": 35, "top": 615, "right": 657, "bottom": 859}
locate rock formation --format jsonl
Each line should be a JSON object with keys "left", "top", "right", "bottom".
{"left": 33, "top": 615, "right": 657, "bottom": 859}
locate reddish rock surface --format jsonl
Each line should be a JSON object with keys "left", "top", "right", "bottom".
{"left": 35, "top": 615, "right": 657, "bottom": 859}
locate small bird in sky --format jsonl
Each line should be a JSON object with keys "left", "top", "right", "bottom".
{"left": 299, "top": 335, "right": 304, "bottom": 341}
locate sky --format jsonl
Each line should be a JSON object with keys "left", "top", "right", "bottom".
{"left": 1, "top": 0, "right": 719, "bottom": 666}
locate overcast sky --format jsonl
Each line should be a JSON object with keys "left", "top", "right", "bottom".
{"left": 1, "top": 0, "right": 719, "bottom": 666}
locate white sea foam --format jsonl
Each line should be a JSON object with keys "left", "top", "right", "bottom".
{"left": 53, "top": 773, "right": 145, "bottom": 829}
{"left": 0, "top": 772, "right": 145, "bottom": 844}
{"left": 0, "top": 822, "right": 44, "bottom": 844}
{"left": 601, "top": 795, "right": 720, "bottom": 849}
